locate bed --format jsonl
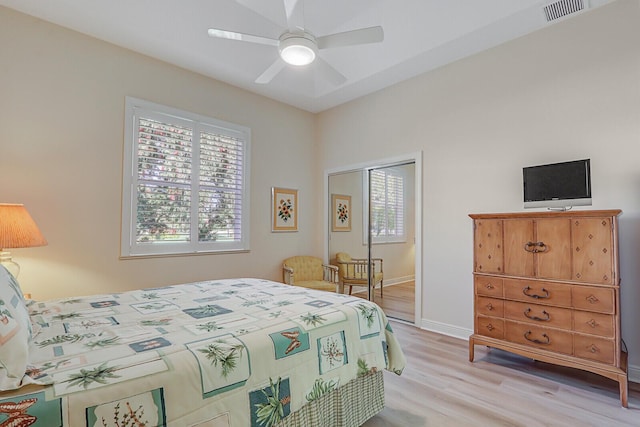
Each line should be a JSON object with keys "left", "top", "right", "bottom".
{"left": 0, "top": 266, "right": 405, "bottom": 426}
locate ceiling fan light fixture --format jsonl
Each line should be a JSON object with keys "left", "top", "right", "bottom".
{"left": 279, "top": 35, "right": 316, "bottom": 66}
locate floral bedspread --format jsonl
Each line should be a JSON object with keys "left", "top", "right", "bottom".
{"left": 4, "top": 278, "right": 405, "bottom": 426}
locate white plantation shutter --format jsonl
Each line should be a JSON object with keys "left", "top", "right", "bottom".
{"left": 136, "top": 117, "right": 193, "bottom": 244}
{"left": 122, "top": 97, "right": 250, "bottom": 256}
{"left": 198, "top": 126, "right": 245, "bottom": 243}
{"left": 369, "top": 168, "right": 405, "bottom": 243}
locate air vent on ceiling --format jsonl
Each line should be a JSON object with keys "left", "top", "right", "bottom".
{"left": 543, "top": 0, "right": 585, "bottom": 22}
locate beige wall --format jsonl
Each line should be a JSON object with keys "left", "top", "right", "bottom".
{"left": 318, "top": 0, "right": 640, "bottom": 378}
{"left": 0, "top": 7, "right": 320, "bottom": 299}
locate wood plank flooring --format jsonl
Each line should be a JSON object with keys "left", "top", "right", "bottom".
{"left": 363, "top": 321, "right": 640, "bottom": 426}
{"left": 353, "top": 281, "right": 415, "bottom": 322}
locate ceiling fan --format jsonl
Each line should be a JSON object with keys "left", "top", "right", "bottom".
{"left": 207, "top": 0, "right": 384, "bottom": 85}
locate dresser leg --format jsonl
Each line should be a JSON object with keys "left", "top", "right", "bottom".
{"left": 619, "top": 375, "right": 628, "bottom": 408}
{"left": 619, "top": 349, "right": 629, "bottom": 408}
{"left": 469, "top": 337, "right": 475, "bottom": 362}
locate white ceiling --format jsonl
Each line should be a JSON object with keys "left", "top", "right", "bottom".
{"left": 0, "top": 0, "right": 613, "bottom": 113}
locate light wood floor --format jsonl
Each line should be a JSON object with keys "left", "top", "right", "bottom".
{"left": 363, "top": 321, "right": 640, "bottom": 427}
{"left": 353, "top": 281, "right": 415, "bottom": 323}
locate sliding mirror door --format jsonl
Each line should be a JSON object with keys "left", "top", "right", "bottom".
{"left": 328, "top": 163, "right": 416, "bottom": 323}
{"left": 366, "top": 163, "right": 415, "bottom": 321}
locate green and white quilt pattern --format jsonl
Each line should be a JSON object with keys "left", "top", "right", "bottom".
{"left": 5, "top": 278, "right": 405, "bottom": 426}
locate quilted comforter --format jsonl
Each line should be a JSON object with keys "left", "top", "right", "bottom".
{"left": 3, "top": 278, "right": 405, "bottom": 426}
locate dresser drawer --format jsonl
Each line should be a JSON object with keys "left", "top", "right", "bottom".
{"left": 476, "top": 316, "right": 504, "bottom": 339}
{"left": 504, "top": 300, "right": 572, "bottom": 331}
{"left": 572, "top": 286, "right": 615, "bottom": 314}
{"left": 574, "top": 334, "right": 615, "bottom": 364}
{"left": 476, "top": 296, "right": 504, "bottom": 317}
{"left": 504, "top": 279, "right": 571, "bottom": 308}
{"left": 505, "top": 321, "right": 573, "bottom": 355}
{"left": 475, "top": 276, "right": 503, "bottom": 298}
{"left": 573, "top": 310, "right": 614, "bottom": 338}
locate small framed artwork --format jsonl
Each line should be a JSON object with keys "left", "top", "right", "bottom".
{"left": 272, "top": 187, "right": 298, "bottom": 232}
{"left": 331, "top": 194, "right": 351, "bottom": 232}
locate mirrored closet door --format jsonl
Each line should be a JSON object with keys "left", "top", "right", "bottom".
{"left": 328, "top": 162, "right": 416, "bottom": 323}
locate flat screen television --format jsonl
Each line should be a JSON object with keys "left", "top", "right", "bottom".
{"left": 523, "top": 159, "right": 592, "bottom": 209}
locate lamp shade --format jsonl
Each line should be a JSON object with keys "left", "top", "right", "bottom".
{"left": 0, "top": 203, "right": 47, "bottom": 249}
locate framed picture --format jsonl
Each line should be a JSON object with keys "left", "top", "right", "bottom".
{"left": 272, "top": 187, "right": 298, "bottom": 232}
{"left": 331, "top": 194, "right": 351, "bottom": 232}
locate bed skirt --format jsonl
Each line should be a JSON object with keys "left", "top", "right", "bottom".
{"left": 277, "top": 370, "right": 384, "bottom": 427}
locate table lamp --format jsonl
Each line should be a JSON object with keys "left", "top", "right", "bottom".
{"left": 0, "top": 203, "right": 47, "bottom": 278}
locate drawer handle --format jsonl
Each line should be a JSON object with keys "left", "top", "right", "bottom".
{"left": 485, "top": 283, "right": 495, "bottom": 290}
{"left": 524, "top": 308, "right": 550, "bottom": 322}
{"left": 522, "top": 286, "right": 550, "bottom": 299}
{"left": 524, "top": 241, "right": 548, "bottom": 253}
{"left": 588, "top": 344, "right": 599, "bottom": 353}
{"left": 524, "top": 331, "right": 550, "bottom": 345}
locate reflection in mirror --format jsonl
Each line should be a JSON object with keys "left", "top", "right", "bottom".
{"left": 328, "top": 170, "right": 368, "bottom": 298}
{"left": 367, "top": 163, "right": 415, "bottom": 322}
{"left": 328, "top": 163, "right": 416, "bottom": 322}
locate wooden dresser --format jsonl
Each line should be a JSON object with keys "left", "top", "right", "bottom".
{"left": 468, "top": 210, "right": 628, "bottom": 407}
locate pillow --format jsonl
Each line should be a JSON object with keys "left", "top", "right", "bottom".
{"left": 0, "top": 265, "right": 32, "bottom": 390}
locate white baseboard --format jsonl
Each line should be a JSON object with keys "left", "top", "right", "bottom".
{"left": 420, "top": 319, "right": 472, "bottom": 341}
{"left": 628, "top": 364, "right": 640, "bottom": 384}
{"left": 350, "top": 275, "right": 415, "bottom": 295}
{"left": 419, "top": 319, "right": 640, "bottom": 384}
{"left": 385, "top": 275, "right": 415, "bottom": 286}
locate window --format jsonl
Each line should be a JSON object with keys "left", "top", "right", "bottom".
{"left": 122, "top": 97, "right": 250, "bottom": 257}
{"left": 367, "top": 168, "right": 405, "bottom": 244}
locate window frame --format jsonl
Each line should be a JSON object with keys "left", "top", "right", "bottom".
{"left": 121, "top": 97, "right": 251, "bottom": 257}
{"left": 363, "top": 167, "right": 407, "bottom": 245}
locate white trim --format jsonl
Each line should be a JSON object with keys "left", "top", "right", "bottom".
{"left": 324, "top": 151, "right": 422, "bottom": 327}
{"left": 629, "top": 364, "right": 640, "bottom": 384}
{"left": 349, "top": 276, "right": 415, "bottom": 296}
{"left": 421, "top": 319, "right": 473, "bottom": 341}
{"left": 385, "top": 275, "right": 415, "bottom": 286}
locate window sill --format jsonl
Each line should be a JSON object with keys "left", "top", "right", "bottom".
{"left": 119, "top": 249, "right": 250, "bottom": 260}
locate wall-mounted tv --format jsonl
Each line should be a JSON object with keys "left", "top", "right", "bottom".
{"left": 523, "top": 159, "right": 591, "bottom": 209}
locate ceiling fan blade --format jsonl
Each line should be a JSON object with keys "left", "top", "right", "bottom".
{"left": 317, "top": 26, "right": 384, "bottom": 50}
{"left": 208, "top": 28, "right": 278, "bottom": 47}
{"left": 283, "top": 0, "right": 304, "bottom": 32}
{"left": 255, "top": 58, "right": 287, "bottom": 84}
{"left": 315, "top": 57, "right": 347, "bottom": 87}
